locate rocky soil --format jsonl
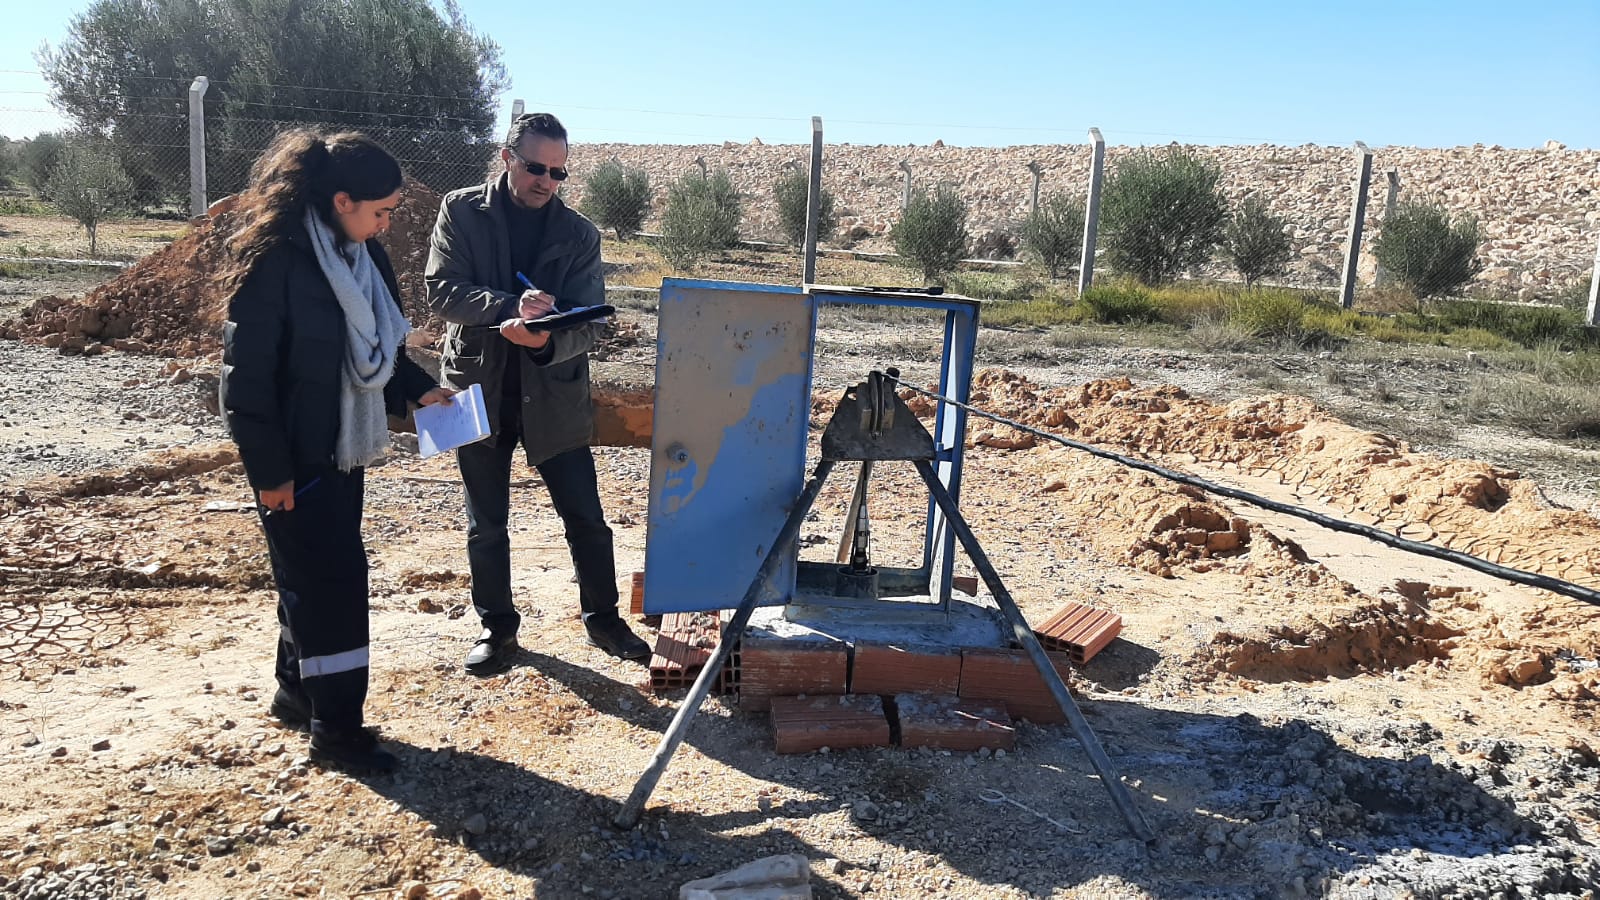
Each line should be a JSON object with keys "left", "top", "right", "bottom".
{"left": 2, "top": 209, "right": 1599, "bottom": 898}
{"left": 3, "top": 277, "right": 1600, "bottom": 897}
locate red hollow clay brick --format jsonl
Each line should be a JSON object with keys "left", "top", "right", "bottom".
{"left": 647, "top": 612, "right": 725, "bottom": 693}
{"left": 736, "top": 637, "right": 849, "bottom": 712}
{"left": 958, "top": 648, "right": 1077, "bottom": 724}
{"left": 629, "top": 571, "right": 645, "bottom": 615}
{"left": 852, "top": 642, "right": 962, "bottom": 697}
{"left": 770, "top": 694, "right": 891, "bottom": 754}
{"left": 894, "top": 693, "right": 1015, "bottom": 752}
{"left": 1034, "top": 601, "right": 1123, "bottom": 665}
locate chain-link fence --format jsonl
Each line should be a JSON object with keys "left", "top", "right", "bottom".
{"left": 2, "top": 71, "right": 498, "bottom": 215}
{"left": 567, "top": 136, "right": 1599, "bottom": 313}
{"left": 3, "top": 75, "right": 1598, "bottom": 316}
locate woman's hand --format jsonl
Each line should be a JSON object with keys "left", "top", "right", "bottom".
{"left": 258, "top": 480, "right": 295, "bottom": 512}
{"left": 418, "top": 387, "right": 457, "bottom": 406}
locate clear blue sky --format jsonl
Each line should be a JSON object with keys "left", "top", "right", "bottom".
{"left": 3, "top": 0, "right": 1597, "bottom": 148}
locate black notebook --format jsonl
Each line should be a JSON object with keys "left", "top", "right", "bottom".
{"left": 521, "top": 304, "right": 615, "bottom": 331}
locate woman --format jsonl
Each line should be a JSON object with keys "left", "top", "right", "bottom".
{"left": 219, "top": 130, "right": 452, "bottom": 773}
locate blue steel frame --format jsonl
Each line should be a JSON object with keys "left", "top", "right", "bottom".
{"left": 810, "top": 289, "right": 979, "bottom": 605}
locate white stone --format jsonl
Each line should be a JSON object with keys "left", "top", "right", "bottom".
{"left": 679, "top": 854, "right": 812, "bottom": 900}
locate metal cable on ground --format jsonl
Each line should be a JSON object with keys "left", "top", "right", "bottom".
{"left": 887, "top": 375, "right": 1600, "bottom": 607}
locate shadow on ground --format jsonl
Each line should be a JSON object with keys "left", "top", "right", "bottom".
{"left": 367, "top": 646, "right": 1557, "bottom": 897}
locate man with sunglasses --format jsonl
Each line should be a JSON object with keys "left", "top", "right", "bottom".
{"left": 425, "top": 112, "right": 650, "bottom": 675}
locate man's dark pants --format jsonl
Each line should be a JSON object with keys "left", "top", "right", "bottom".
{"left": 458, "top": 429, "right": 620, "bottom": 637}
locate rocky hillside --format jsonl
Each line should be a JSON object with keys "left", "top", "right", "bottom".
{"left": 565, "top": 141, "right": 1598, "bottom": 299}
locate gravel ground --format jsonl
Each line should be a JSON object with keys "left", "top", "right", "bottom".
{"left": 2, "top": 274, "right": 1599, "bottom": 898}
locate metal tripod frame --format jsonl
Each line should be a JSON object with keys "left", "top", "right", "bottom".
{"left": 615, "top": 372, "right": 1154, "bottom": 844}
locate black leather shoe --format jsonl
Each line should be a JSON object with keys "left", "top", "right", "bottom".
{"left": 585, "top": 616, "right": 651, "bottom": 661}
{"left": 309, "top": 726, "right": 397, "bottom": 774}
{"left": 464, "top": 629, "right": 519, "bottom": 676}
{"left": 269, "top": 687, "right": 311, "bottom": 731}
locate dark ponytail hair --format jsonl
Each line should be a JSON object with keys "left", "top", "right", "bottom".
{"left": 219, "top": 129, "right": 402, "bottom": 292}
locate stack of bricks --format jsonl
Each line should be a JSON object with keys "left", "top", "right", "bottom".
{"left": 631, "top": 566, "right": 1122, "bottom": 754}
{"left": 646, "top": 612, "right": 729, "bottom": 693}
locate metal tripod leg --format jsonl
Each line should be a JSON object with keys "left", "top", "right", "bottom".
{"left": 913, "top": 459, "right": 1156, "bottom": 845}
{"left": 615, "top": 459, "right": 836, "bottom": 830}
{"left": 835, "top": 461, "right": 873, "bottom": 564}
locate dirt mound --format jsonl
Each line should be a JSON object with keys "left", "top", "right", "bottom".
{"left": 957, "top": 367, "right": 1600, "bottom": 591}
{"left": 1208, "top": 595, "right": 1465, "bottom": 681}
{"left": 1, "top": 179, "right": 448, "bottom": 359}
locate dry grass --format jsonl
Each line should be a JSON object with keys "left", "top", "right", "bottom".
{"left": 0, "top": 214, "right": 185, "bottom": 261}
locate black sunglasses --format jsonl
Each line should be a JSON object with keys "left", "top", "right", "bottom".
{"left": 508, "top": 148, "right": 568, "bottom": 181}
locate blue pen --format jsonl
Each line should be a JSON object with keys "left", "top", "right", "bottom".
{"left": 263, "top": 476, "right": 321, "bottom": 516}
{"left": 515, "top": 271, "right": 538, "bottom": 293}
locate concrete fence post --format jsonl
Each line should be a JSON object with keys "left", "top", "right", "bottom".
{"left": 1373, "top": 168, "right": 1401, "bottom": 289}
{"left": 1026, "top": 160, "right": 1043, "bottom": 217}
{"left": 899, "top": 159, "right": 913, "bottom": 210}
{"left": 1586, "top": 228, "right": 1599, "bottom": 328}
{"left": 1339, "top": 141, "right": 1375, "bottom": 310}
{"left": 187, "top": 76, "right": 209, "bottom": 218}
{"left": 1077, "top": 127, "right": 1106, "bottom": 295}
{"left": 803, "top": 116, "right": 823, "bottom": 285}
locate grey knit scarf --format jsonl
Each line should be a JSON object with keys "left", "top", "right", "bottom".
{"left": 303, "top": 207, "right": 410, "bottom": 472}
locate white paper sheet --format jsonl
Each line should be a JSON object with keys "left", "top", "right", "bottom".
{"left": 413, "top": 382, "right": 491, "bottom": 458}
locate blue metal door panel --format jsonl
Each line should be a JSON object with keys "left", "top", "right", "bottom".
{"left": 643, "top": 279, "right": 818, "bottom": 614}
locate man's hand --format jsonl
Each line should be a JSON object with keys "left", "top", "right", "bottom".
{"left": 258, "top": 480, "right": 295, "bottom": 512}
{"left": 517, "top": 289, "right": 556, "bottom": 320}
{"left": 498, "top": 319, "right": 551, "bottom": 350}
{"left": 418, "top": 387, "right": 457, "bottom": 406}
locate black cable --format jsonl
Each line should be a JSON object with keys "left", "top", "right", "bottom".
{"left": 887, "top": 375, "right": 1600, "bottom": 607}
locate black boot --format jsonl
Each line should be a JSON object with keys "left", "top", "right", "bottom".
{"left": 585, "top": 615, "right": 651, "bottom": 661}
{"left": 464, "top": 628, "right": 519, "bottom": 676}
{"left": 309, "top": 724, "right": 397, "bottom": 774}
{"left": 269, "top": 687, "right": 312, "bottom": 731}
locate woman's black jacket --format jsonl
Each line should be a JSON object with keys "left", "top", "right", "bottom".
{"left": 220, "top": 224, "right": 435, "bottom": 490}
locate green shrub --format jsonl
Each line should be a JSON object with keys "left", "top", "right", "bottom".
{"left": 1075, "top": 284, "right": 1160, "bottom": 324}
{"left": 658, "top": 169, "right": 742, "bottom": 271}
{"left": 47, "top": 134, "right": 134, "bottom": 256}
{"left": 947, "top": 272, "right": 1056, "bottom": 304}
{"left": 1372, "top": 200, "right": 1482, "bottom": 299}
{"left": 0, "top": 194, "right": 50, "bottom": 215}
{"left": 0, "top": 138, "right": 19, "bottom": 189}
{"left": 1101, "top": 147, "right": 1227, "bottom": 284}
{"left": 20, "top": 132, "right": 67, "bottom": 198}
{"left": 970, "top": 229, "right": 1017, "bottom": 260}
{"left": 1463, "top": 377, "right": 1600, "bottom": 438}
{"left": 1144, "top": 284, "right": 1231, "bottom": 325}
{"left": 980, "top": 299, "right": 1080, "bottom": 329}
{"left": 1228, "top": 290, "right": 1306, "bottom": 340}
{"left": 580, "top": 159, "right": 652, "bottom": 241}
{"left": 773, "top": 167, "right": 835, "bottom": 246}
{"left": 1187, "top": 312, "right": 1256, "bottom": 351}
{"left": 1021, "top": 192, "right": 1084, "bottom": 279}
{"left": 1428, "top": 298, "right": 1576, "bottom": 348}
{"left": 1225, "top": 195, "right": 1293, "bottom": 287}
{"left": 892, "top": 185, "right": 969, "bottom": 284}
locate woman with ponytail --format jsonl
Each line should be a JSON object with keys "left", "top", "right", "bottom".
{"left": 219, "top": 129, "right": 452, "bottom": 773}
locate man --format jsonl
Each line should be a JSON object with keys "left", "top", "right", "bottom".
{"left": 425, "top": 112, "right": 650, "bottom": 674}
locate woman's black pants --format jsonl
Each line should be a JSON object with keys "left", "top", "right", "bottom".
{"left": 255, "top": 467, "right": 370, "bottom": 733}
